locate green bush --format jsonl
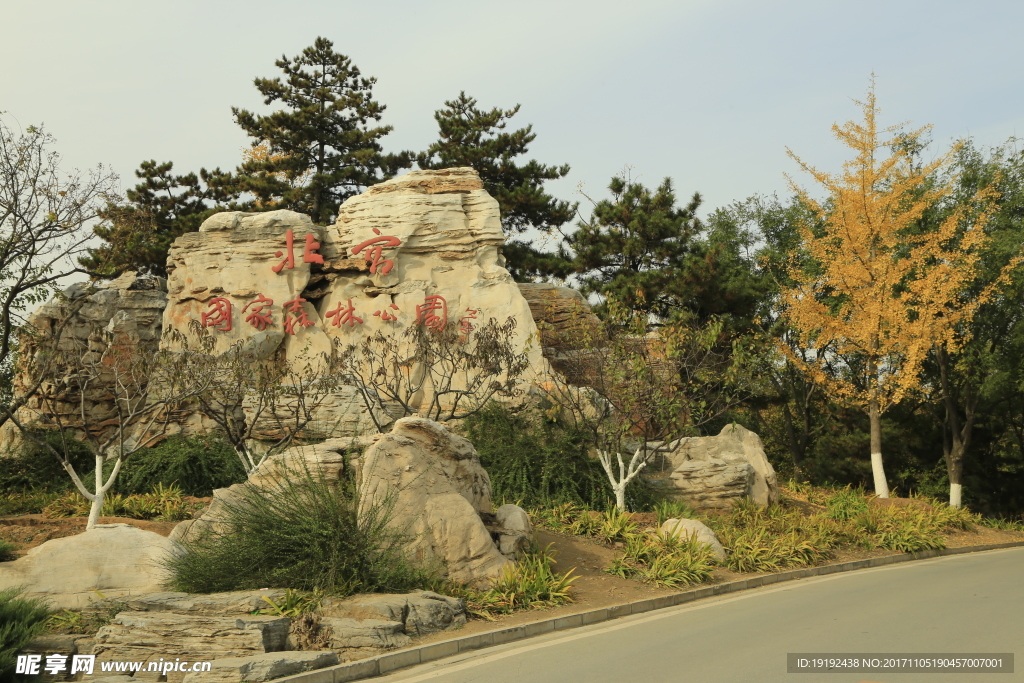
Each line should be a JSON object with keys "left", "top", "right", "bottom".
{"left": 164, "top": 465, "right": 438, "bottom": 595}
{"left": 0, "top": 588, "right": 52, "bottom": 682}
{"left": 116, "top": 434, "right": 246, "bottom": 497}
{"left": 0, "top": 490, "right": 63, "bottom": 516}
{"left": 467, "top": 402, "right": 645, "bottom": 510}
{"left": 0, "top": 430, "right": 94, "bottom": 492}
{"left": 0, "top": 540, "right": 16, "bottom": 562}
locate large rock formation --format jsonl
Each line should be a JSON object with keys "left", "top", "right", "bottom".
{"left": 646, "top": 423, "right": 779, "bottom": 510}
{"left": 0, "top": 272, "right": 170, "bottom": 452}
{"left": 357, "top": 416, "right": 518, "bottom": 588}
{"left": 0, "top": 524, "right": 176, "bottom": 608}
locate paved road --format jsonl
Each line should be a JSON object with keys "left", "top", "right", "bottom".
{"left": 377, "top": 547, "right": 1023, "bottom": 683}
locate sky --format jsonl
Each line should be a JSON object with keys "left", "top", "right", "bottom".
{"left": 3, "top": 0, "right": 1024, "bottom": 231}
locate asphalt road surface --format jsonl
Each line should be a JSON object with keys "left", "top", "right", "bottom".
{"left": 377, "top": 547, "right": 1023, "bottom": 683}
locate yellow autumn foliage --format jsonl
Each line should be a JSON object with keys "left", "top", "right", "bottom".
{"left": 781, "top": 80, "right": 1014, "bottom": 413}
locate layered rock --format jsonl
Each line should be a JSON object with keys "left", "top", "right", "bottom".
{"left": 182, "top": 651, "right": 338, "bottom": 683}
{"left": 0, "top": 524, "right": 175, "bottom": 609}
{"left": 357, "top": 416, "right": 513, "bottom": 587}
{"left": 0, "top": 272, "right": 172, "bottom": 452}
{"left": 646, "top": 423, "right": 779, "bottom": 510}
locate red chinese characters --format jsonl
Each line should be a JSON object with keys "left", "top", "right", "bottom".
{"left": 373, "top": 302, "right": 400, "bottom": 322}
{"left": 351, "top": 228, "right": 401, "bottom": 275}
{"left": 242, "top": 295, "right": 274, "bottom": 331}
{"left": 272, "top": 230, "right": 324, "bottom": 273}
{"left": 416, "top": 295, "right": 447, "bottom": 332}
{"left": 326, "top": 298, "right": 364, "bottom": 328}
{"left": 201, "top": 297, "right": 232, "bottom": 332}
{"left": 282, "top": 296, "right": 316, "bottom": 335}
{"left": 459, "top": 308, "right": 478, "bottom": 336}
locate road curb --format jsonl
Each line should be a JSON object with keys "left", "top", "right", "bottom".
{"left": 276, "top": 540, "right": 1024, "bottom": 683}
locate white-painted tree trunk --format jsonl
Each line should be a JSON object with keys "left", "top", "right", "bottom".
{"left": 949, "top": 483, "right": 963, "bottom": 509}
{"left": 598, "top": 446, "right": 649, "bottom": 511}
{"left": 870, "top": 451, "right": 890, "bottom": 499}
{"left": 67, "top": 453, "right": 124, "bottom": 531}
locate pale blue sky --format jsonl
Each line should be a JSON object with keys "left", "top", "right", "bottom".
{"left": 3, "top": 0, "right": 1023, "bottom": 228}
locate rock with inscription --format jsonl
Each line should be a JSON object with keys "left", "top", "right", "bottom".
{"left": 357, "top": 416, "right": 511, "bottom": 588}
{"left": 317, "top": 168, "right": 548, "bottom": 410}
{"left": 161, "top": 209, "right": 333, "bottom": 368}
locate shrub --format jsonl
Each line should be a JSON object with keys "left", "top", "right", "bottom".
{"left": 466, "top": 403, "right": 612, "bottom": 509}
{"left": 0, "top": 491, "right": 63, "bottom": 516}
{"left": 164, "top": 465, "right": 438, "bottom": 595}
{"left": 607, "top": 532, "right": 715, "bottom": 587}
{"left": 116, "top": 434, "right": 246, "bottom": 497}
{"left": 0, "top": 430, "right": 93, "bottom": 492}
{"left": 0, "top": 588, "right": 52, "bottom": 682}
{"left": 0, "top": 540, "right": 16, "bottom": 562}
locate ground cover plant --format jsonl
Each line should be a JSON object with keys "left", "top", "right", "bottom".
{"left": 39, "top": 483, "right": 203, "bottom": 522}
{"left": 527, "top": 483, "right": 1010, "bottom": 588}
{"left": 0, "top": 588, "right": 52, "bottom": 682}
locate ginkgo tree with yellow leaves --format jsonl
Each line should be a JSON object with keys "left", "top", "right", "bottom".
{"left": 780, "top": 80, "right": 1012, "bottom": 500}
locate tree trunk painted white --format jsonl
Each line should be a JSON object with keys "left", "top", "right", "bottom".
{"left": 950, "top": 482, "right": 963, "bottom": 509}
{"left": 66, "top": 453, "right": 124, "bottom": 531}
{"left": 868, "top": 386, "right": 890, "bottom": 498}
{"left": 598, "top": 446, "right": 649, "bottom": 512}
{"left": 870, "top": 450, "right": 889, "bottom": 499}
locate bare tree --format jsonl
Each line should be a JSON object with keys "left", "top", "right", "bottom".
{"left": 547, "top": 304, "right": 754, "bottom": 510}
{"left": 8, "top": 325, "right": 200, "bottom": 530}
{"left": 170, "top": 325, "right": 348, "bottom": 475}
{"left": 338, "top": 317, "right": 531, "bottom": 430}
{"left": 0, "top": 114, "right": 119, "bottom": 427}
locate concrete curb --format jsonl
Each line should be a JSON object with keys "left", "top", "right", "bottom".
{"left": 275, "top": 541, "right": 1024, "bottom": 683}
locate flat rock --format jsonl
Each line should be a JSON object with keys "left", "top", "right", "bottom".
{"left": 320, "top": 590, "right": 466, "bottom": 637}
{"left": 90, "top": 589, "right": 290, "bottom": 616}
{"left": 181, "top": 651, "right": 338, "bottom": 683}
{"left": 93, "top": 612, "right": 290, "bottom": 677}
{"left": 0, "top": 524, "right": 175, "bottom": 609}
{"left": 318, "top": 617, "right": 411, "bottom": 653}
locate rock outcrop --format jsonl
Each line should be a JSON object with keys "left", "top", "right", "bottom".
{"left": 0, "top": 524, "right": 175, "bottom": 609}
{"left": 357, "top": 416, "right": 514, "bottom": 588}
{"left": 0, "top": 272, "right": 171, "bottom": 452}
{"left": 182, "top": 651, "right": 339, "bottom": 683}
{"left": 646, "top": 424, "right": 779, "bottom": 510}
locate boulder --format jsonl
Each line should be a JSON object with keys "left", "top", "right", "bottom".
{"left": 0, "top": 524, "right": 175, "bottom": 609}
{"left": 320, "top": 590, "right": 466, "bottom": 637}
{"left": 650, "top": 423, "right": 779, "bottom": 509}
{"left": 660, "top": 518, "right": 727, "bottom": 561}
{"left": 93, "top": 612, "right": 290, "bottom": 680}
{"left": 493, "top": 504, "right": 534, "bottom": 559}
{"left": 357, "top": 416, "right": 511, "bottom": 587}
{"left": 181, "top": 651, "right": 338, "bottom": 683}
{"left": 318, "top": 617, "right": 411, "bottom": 654}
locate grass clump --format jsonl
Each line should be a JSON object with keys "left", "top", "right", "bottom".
{"left": 607, "top": 532, "right": 715, "bottom": 587}
{"left": 164, "top": 465, "right": 438, "bottom": 596}
{"left": 0, "top": 588, "right": 52, "bottom": 682}
{"left": 0, "top": 540, "right": 16, "bottom": 562}
{"left": 447, "top": 544, "right": 579, "bottom": 619}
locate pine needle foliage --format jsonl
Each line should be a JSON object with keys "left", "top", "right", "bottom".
{"left": 0, "top": 588, "right": 52, "bottom": 682}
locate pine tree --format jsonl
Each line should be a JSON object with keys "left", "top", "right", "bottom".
{"left": 417, "top": 92, "right": 576, "bottom": 280}
{"left": 566, "top": 172, "right": 762, "bottom": 326}
{"left": 81, "top": 160, "right": 235, "bottom": 277}
{"left": 781, "top": 81, "right": 1013, "bottom": 498}
{"left": 232, "top": 37, "right": 412, "bottom": 224}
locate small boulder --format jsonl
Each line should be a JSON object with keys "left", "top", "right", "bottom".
{"left": 660, "top": 518, "right": 727, "bottom": 561}
{"left": 494, "top": 504, "right": 533, "bottom": 559}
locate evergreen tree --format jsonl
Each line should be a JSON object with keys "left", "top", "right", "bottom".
{"left": 231, "top": 37, "right": 412, "bottom": 224}
{"left": 566, "top": 172, "right": 762, "bottom": 326}
{"left": 417, "top": 92, "right": 576, "bottom": 280}
{"left": 81, "top": 160, "right": 235, "bottom": 277}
